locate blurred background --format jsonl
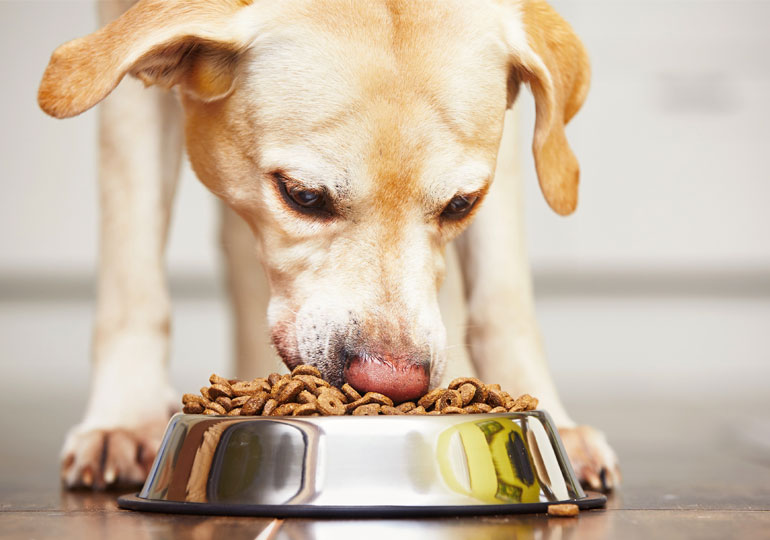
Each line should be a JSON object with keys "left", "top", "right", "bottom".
{"left": 1, "top": 0, "right": 768, "bottom": 492}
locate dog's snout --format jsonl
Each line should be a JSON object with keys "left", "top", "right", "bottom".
{"left": 343, "top": 350, "right": 430, "bottom": 403}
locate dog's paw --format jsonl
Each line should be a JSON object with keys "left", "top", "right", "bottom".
{"left": 60, "top": 417, "right": 169, "bottom": 490}
{"left": 558, "top": 425, "right": 621, "bottom": 492}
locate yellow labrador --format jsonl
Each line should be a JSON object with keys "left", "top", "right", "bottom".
{"left": 39, "top": 0, "right": 619, "bottom": 491}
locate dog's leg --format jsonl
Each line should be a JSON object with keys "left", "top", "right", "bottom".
{"left": 455, "top": 109, "right": 620, "bottom": 491}
{"left": 220, "top": 204, "right": 281, "bottom": 378}
{"left": 60, "top": 0, "right": 183, "bottom": 490}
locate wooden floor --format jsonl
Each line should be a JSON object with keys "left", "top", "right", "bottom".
{"left": 1, "top": 396, "right": 769, "bottom": 540}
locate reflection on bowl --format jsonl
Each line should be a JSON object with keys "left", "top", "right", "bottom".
{"left": 118, "top": 411, "right": 605, "bottom": 516}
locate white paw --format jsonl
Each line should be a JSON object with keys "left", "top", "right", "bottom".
{"left": 61, "top": 331, "right": 179, "bottom": 489}
{"left": 60, "top": 377, "right": 177, "bottom": 491}
{"left": 60, "top": 415, "right": 171, "bottom": 490}
{"left": 558, "top": 425, "right": 621, "bottom": 492}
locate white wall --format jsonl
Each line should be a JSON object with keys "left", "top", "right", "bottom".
{"left": 1, "top": 0, "right": 768, "bottom": 279}
{"left": 0, "top": 1, "right": 220, "bottom": 278}
{"left": 521, "top": 0, "right": 770, "bottom": 273}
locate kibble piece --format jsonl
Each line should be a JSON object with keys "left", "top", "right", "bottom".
{"left": 489, "top": 406, "right": 507, "bottom": 413}
{"left": 254, "top": 378, "right": 272, "bottom": 391}
{"left": 452, "top": 378, "right": 488, "bottom": 404}
{"left": 522, "top": 394, "right": 539, "bottom": 411}
{"left": 293, "top": 403, "right": 319, "bottom": 416}
{"left": 406, "top": 406, "right": 427, "bottom": 415}
{"left": 435, "top": 390, "right": 463, "bottom": 411}
{"left": 487, "top": 388, "right": 506, "bottom": 408}
{"left": 344, "top": 394, "right": 374, "bottom": 413}
{"left": 272, "top": 403, "right": 300, "bottom": 416}
{"left": 317, "top": 390, "right": 346, "bottom": 416}
{"left": 547, "top": 503, "right": 579, "bottom": 517}
{"left": 183, "top": 402, "right": 204, "bottom": 414}
{"left": 203, "top": 409, "right": 219, "bottom": 416}
{"left": 269, "top": 377, "right": 290, "bottom": 400}
{"left": 463, "top": 403, "right": 492, "bottom": 414}
{"left": 200, "top": 387, "right": 212, "bottom": 400}
{"left": 215, "top": 396, "right": 233, "bottom": 412}
{"left": 208, "top": 383, "right": 234, "bottom": 400}
{"left": 227, "top": 408, "right": 242, "bottom": 416}
{"left": 308, "top": 375, "right": 330, "bottom": 389}
{"left": 293, "top": 374, "right": 329, "bottom": 391}
{"left": 292, "top": 374, "right": 318, "bottom": 394}
{"left": 341, "top": 383, "right": 362, "bottom": 402}
{"left": 352, "top": 403, "right": 381, "bottom": 416}
{"left": 448, "top": 377, "right": 484, "bottom": 391}
{"left": 232, "top": 395, "right": 251, "bottom": 407}
{"left": 205, "top": 401, "right": 227, "bottom": 415}
{"left": 297, "top": 390, "right": 317, "bottom": 404}
{"left": 276, "top": 379, "right": 304, "bottom": 404}
{"left": 209, "top": 373, "right": 231, "bottom": 387}
{"left": 291, "top": 365, "right": 322, "bottom": 377}
{"left": 457, "top": 383, "right": 477, "bottom": 406}
{"left": 380, "top": 405, "right": 402, "bottom": 415}
{"left": 323, "top": 386, "right": 348, "bottom": 404}
{"left": 471, "top": 385, "right": 489, "bottom": 404}
{"left": 417, "top": 388, "right": 444, "bottom": 409}
{"left": 510, "top": 394, "right": 538, "bottom": 412}
{"left": 395, "top": 402, "right": 417, "bottom": 413}
{"left": 241, "top": 392, "right": 269, "bottom": 416}
{"left": 183, "top": 393, "right": 206, "bottom": 406}
{"left": 362, "top": 392, "right": 393, "bottom": 407}
{"left": 427, "top": 410, "right": 442, "bottom": 415}
{"left": 441, "top": 406, "right": 467, "bottom": 414}
{"left": 231, "top": 381, "right": 262, "bottom": 397}
{"left": 262, "top": 398, "right": 279, "bottom": 416}
{"left": 267, "top": 373, "right": 282, "bottom": 386}
{"left": 297, "top": 374, "right": 332, "bottom": 394}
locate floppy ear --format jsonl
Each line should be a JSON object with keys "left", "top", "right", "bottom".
{"left": 506, "top": 0, "right": 591, "bottom": 215}
{"left": 38, "top": 0, "right": 257, "bottom": 119}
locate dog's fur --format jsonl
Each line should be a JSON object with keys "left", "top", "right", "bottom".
{"left": 40, "top": 0, "right": 619, "bottom": 491}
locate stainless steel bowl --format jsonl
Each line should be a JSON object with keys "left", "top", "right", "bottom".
{"left": 118, "top": 411, "right": 605, "bottom": 516}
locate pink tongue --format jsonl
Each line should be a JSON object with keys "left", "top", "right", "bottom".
{"left": 344, "top": 355, "right": 429, "bottom": 404}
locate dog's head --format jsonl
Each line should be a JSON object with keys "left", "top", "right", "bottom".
{"left": 39, "top": 0, "right": 589, "bottom": 401}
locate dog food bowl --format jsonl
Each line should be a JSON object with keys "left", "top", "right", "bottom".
{"left": 117, "top": 411, "right": 605, "bottom": 517}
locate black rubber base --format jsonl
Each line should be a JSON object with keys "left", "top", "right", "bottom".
{"left": 117, "top": 492, "right": 606, "bottom": 518}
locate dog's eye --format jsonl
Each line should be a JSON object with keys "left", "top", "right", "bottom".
{"left": 441, "top": 194, "right": 479, "bottom": 220}
{"left": 288, "top": 187, "right": 324, "bottom": 208}
{"left": 275, "top": 173, "right": 332, "bottom": 217}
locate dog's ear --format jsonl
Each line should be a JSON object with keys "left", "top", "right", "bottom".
{"left": 505, "top": 0, "right": 591, "bottom": 216}
{"left": 38, "top": 0, "right": 257, "bottom": 118}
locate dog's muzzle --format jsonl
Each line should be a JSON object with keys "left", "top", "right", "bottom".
{"left": 342, "top": 350, "right": 430, "bottom": 403}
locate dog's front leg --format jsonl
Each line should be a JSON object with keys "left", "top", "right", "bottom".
{"left": 454, "top": 110, "right": 620, "bottom": 491}
{"left": 60, "top": 19, "right": 183, "bottom": 488}
{"left": 220, "top": 203, "right": 281, "bottom": 379}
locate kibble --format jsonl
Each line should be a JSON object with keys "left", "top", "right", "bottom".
{"left": 547, "top": 503, "right": 579, "bottom": 517}
{"left": 182, "top": 366, "right": 539, "bottom": 417}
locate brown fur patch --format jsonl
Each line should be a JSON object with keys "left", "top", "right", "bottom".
{"left": 520, "top": 0, "right": 591, "bottom": 216}
{"left": 38, "top": 0, "right": 254, "bottom": 118}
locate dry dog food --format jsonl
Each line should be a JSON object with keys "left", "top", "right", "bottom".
{"left": 547, "top": 503, "right": 580, "bottom": 517}
{"left": 182, "top": 366, "right": 538, "bottom": 417}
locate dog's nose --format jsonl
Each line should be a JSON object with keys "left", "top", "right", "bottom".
{"left": 343, "top": 351, "right": 430, "bottom": 403}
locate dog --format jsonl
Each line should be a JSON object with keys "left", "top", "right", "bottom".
{"left": 39, "top": 0, "right": 619, "bottom": 491}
